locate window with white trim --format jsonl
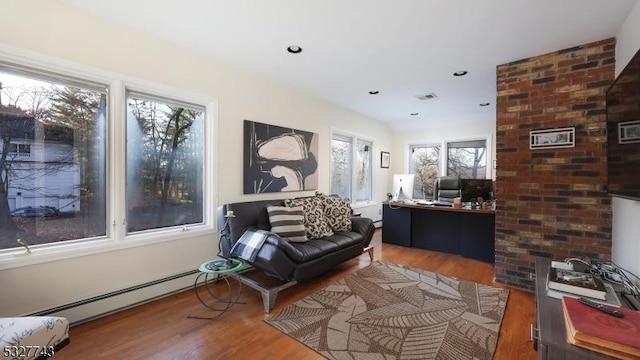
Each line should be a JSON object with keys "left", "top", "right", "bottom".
{"left": 8, "top": 143, "right": 31, "bottom": 155}
{"left": 446, "top": 139, "right": 487, "bottom": 179}
{"left": 0, "top": 61, "right": 212, "bottom": 253}
{"left": 409, "top": 137, "right": 490, "bottom": 199}
{"left": 331, "top": 132, "right": 373, "bottom": 204}
{"left": 0, "top": 67, "right": 108, "bottom": 249}
{"left": 409, "top": 144, "right": 440, "bottom": 199}
{"left": 125, "top": 92, "right": 205, "bottom": 233}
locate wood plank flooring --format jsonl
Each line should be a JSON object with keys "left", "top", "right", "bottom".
{"left": 55, "top": 229, "right": 536, "bottom": 359}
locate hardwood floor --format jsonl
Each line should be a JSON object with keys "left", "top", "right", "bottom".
{"left": 55, "top": 229, "right": 536, "bottom": 359}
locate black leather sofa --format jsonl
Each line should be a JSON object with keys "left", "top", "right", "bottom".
{"left": 218, "top": 198, "right": 375, "bottom": 312}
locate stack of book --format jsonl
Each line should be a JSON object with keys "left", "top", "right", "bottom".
{"left": 562, "top": 297, "right": 640, "bottom": 358}
{"left": 546, "top": 266, "right": 621, "bottom": 306}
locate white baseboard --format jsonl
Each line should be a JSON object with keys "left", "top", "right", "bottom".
{"left": 29, "top": 271, "right": 199, "bottom": 326}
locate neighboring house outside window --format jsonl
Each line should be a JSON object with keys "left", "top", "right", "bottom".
{"left": 331, "top": 131, "right": 373, "bottom": 205}
{"left": 0, "top": 70, "right": 107, "bottom": 250}
{"left": 0, "top": 62, "right": 212, "bottom": 253}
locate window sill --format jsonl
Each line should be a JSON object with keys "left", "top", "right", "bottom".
{"left": 351, "top": 201, "right": 377, "bottom": 209}
{"left": 0, "top": 225, "right": 215, "bottom": 271}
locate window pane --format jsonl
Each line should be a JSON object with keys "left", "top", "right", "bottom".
{"left": 355, "top": 139, "right": 372, "bottom": 202}
{"left": 330, "top": 136, "right": 352, "bottom": 199}
{"left": 409, "top": 145, "right": 440, "bottom": 199}
{"left": 126, "top": 94, "right": 204, "bottom": 233}
{"left": 446, "top": 140, "right": 486, "bottom": 179}
{"left": 0, "top": 71, "right": 107, "bottom": 250}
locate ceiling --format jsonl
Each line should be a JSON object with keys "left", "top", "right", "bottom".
{"left": 61, "top": 0, "right": 637, "bottom": 131}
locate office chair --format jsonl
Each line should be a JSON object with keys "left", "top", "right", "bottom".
{"left": 433, "top": 176, "right": 462, "bottom": 204}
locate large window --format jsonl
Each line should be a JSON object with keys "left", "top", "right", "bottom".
{"left": 0, "top": 68, "right": 107, "bottom": 250}
{"left": 0, "top": 61, "right": 212, "bottom": 255}
{"left": 409, "top": 144, "right": 440, "bottom": 199}
{"left": 331, "top": 132, "right": 373, "bottom": 204}
{"left": 446, "top": 140, "right": 487, "bottom": 179}
{"left": 126, "top": 93, "right": 204, "bottom": 233}
{"left": 409, "top": 138, "right": 489, "bottom": 199}
{"left": 331, "top": 135, "right": 352, "bottom": 200}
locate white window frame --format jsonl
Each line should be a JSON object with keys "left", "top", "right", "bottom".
{"left": 408, "top": 142, "right": 442, "bottom": 199}
{"left": 331, "top": 129, "right": 376, "bottom": 208}
{"left": 0, "top": 46, "right": 218, "bottom": 270}
{"left": 406, "top": 134, "right": 493, "bottom": 180}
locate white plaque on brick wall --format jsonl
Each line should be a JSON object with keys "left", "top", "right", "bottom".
{"left": 530, "top": 127, "right": 575, "bottom": 150}
{"left": 618, "top": 120, "right": 640, "bottom": 144}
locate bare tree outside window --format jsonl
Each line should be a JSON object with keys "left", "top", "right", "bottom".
{"left": 330, "top": 136, "right": 351, "bottom": 200}
{"left": 447, "top": 140, "right": 486, "bottom": 179}
{"left": 355, "top": 140, "right": 372, "bottom": 202}
{"left": 0, "top": 71, "right": 106, "bottom": 250}
{"left": 331, "top": 133, "right": 372, "bottom": 203}
{"left": 126, "top": 94, "right": 204, "bottom": 233}
{"left": 409, "top": 145, "right": 440, "bottom": 199}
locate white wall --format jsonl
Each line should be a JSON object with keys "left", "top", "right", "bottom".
{"left": 0, "top": 0, "right": 391, "bottom": 322}
{"left": 612, "top": 1, "right": 640, "bottom": 288}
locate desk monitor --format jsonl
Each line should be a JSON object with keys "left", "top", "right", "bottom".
{"left": 461, "top": 179, "right": 493, "bottom": 202}
{"left": 392, "top": 174, "right": 415, "bottom": 202}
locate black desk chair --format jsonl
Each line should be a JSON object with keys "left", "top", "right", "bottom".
{"left": 433, "top": 176, "right": 461, "bottom": 204}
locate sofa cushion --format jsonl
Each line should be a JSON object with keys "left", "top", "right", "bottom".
{"left": 281, "top": 233, "right": 364, "bottom": 263}
{"left": 284, "top": 197, "right": 333, "bottom": 239}
{"left": 318, "top": 193, "right": 352, "bottom": 232}
{"left": 266, "top": 205, "right": 308, "bottom": 242}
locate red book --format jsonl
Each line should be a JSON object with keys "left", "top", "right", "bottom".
{"left": 562, "top": 296, "right": 640, "bottom": 359}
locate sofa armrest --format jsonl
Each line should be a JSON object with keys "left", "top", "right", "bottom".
{"left": 249, "top": 232, "right": 303, "bottom": 281}
{"left": 351, "top": 216, "right": 375, "bottom": 247}
{"left": 261, "top": 232, "right": 306, "bottom": 260}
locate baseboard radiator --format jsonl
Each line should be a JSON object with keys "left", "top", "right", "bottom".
{"left": 28, "top": 270, "right": 199, "bottom": 326}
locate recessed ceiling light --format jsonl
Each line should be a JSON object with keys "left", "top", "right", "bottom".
{"left": 287, "top": 45, "right": 302, "bottom": 54}
{"left": 479, "top": 102, "right": 490, "bottom": 107}
{"left": 410, "top": 112, "right": 419, "bottom": 116}
{"left": 415, "top": 92, "right": 437, "bottom": 100}
{"left": 453, "top": 70, "right": 468, "bottom": 76}
{"left": 369, "top": 91, "right": 379, "bottom": 95}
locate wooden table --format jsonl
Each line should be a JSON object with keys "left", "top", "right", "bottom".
{"left": 533, "top": 257, "right": 614, "bottom": 359}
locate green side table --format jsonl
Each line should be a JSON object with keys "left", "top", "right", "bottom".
{"left": 188, "top": 258, "right": 246, "bottom": 320}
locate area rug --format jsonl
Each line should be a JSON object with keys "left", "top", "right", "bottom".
{"left": 265, "top": 261, "right": 509, "bottom": 360}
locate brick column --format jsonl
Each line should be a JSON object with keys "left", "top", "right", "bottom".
{"left": 494, "top": 38, "right": 615, "bottom": 290}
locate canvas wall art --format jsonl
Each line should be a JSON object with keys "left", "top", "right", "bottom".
{"left": 243, "top": 120, "right": 318, "bottom": 194}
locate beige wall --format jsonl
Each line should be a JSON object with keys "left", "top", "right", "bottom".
{"left": 0, "top": 0, "right": 391, "bottom": 321}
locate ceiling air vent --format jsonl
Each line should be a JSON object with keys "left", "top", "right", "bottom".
{"left": 415, "top": 92, "right": 438, "bottom": 100}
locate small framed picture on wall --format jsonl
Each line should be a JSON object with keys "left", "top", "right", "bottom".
{"left": 530, "top": 127, "right": 575, "bottom": 149}
{"left": 619, "top": 120, "right": 640, "bottom": 144}
{"left": 381, "top": 151, "right": 390, "bottom": 168}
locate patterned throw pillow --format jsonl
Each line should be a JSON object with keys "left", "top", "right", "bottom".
{"left": 284, "top": 197, "right": 334, "bottom": 239}
{"left": 266, "top": 206, "right": 308, "bottom": 242}
{"left": 317, "top": 193, "right": 352, "bottom": 232}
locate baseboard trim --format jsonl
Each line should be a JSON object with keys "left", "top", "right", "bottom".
{"left": 28, "top": 269, "right": 199, "bottom": 325}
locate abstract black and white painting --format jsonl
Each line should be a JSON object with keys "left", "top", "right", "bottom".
{"left": 243, "top": 120, "right": 318, "bottom": 194}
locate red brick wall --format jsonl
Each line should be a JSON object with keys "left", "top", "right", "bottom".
{"left": 494, "top": 38, "right": 615, "bottom": 290}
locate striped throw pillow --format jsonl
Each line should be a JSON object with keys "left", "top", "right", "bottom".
{"left": 267, "top": 205, "right": 308, "bottom": 242}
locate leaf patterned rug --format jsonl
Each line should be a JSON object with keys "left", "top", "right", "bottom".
{"left": 265, "top": 261, "right": 509, "bottom": 360}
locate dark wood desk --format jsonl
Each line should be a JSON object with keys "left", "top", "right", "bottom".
{"left": 382, "top": 201, "right": 495, "bottom": 263}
